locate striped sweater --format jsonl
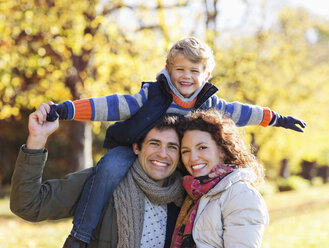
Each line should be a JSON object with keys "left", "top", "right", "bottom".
{"left": 62, "top": 70, "right": 272, "bottom": 127}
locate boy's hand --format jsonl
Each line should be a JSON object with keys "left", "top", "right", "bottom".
{"left": 46, "top": 102, "right": 69, "bottom": 121}
{"left": 27, "top": 102, "right": 59, "bottom": 149}
{"left": 271, "top": 112, "right": 306, "bottom": 132}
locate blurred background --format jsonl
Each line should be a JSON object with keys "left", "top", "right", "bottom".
{"left": 0, "top": 0, "right": 329, "bottom": 247}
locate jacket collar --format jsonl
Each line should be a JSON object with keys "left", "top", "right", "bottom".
{"left": 156, "top": 68, "right": 219, "bottom": 106}
{"left": 206, "top": 168, "right": 257, "bottom": 196}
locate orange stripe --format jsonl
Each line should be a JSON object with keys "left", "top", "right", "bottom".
{"left": 73, "top": 99, "right": 92, "bottom": 121}
{"left": 170, "top": 91, "right": 197, "bottom": 109}
{"left": 259, "top": 107, "right": 272, "bottom": 127}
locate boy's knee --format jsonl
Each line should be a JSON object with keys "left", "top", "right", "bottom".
{"left": 95, "top": 146, "right": 135, "bottom": 177}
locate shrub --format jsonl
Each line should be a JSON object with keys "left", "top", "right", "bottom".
{"left": 276, "top": 175, "right": 310, "bottom": 192}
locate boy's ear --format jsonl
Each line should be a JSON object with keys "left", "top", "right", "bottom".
{"left": 205, "top": 71, "right": 211, "bottom": 82}
{"left": 132, "top": 143, "right": 140, "bottom": 155}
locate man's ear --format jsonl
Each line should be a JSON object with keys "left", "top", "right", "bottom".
{"left": 132, "top": 143, "right": 140, "bottom": 155}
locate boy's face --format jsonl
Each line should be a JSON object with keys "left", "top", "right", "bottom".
{"left": 169, "top": 53, "right": 210, "bottom": 98}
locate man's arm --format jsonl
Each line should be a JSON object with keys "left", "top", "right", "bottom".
{"left": 10, "top": 147, "right": 93, "bottom": 221}
{"left": 10, "top": 105, "right": 92, "bottom": 221}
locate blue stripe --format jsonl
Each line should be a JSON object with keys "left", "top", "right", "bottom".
{"left": 124, "top": 95, "right": 139, "bottom": 116}
{"left": 90, "top": 99, "right": 95, "bottom": 120}
{"left": 213, "top": 97, "right": 222, "bottom": 109}
{"left": 225, "top": 103, "right": 234, "bottom": 117}
{"left": 140, "top": 86, "right": 148, "bottom": 103}
{"left": 236, "top": 105, "right": 252, "bottom": 126}
{"left": 64, "top": 101, "right": 74, "bottom": 120}
{"left": 107, "top": 95, "right": 120, "bottom": 120}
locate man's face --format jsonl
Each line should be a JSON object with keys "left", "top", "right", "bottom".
{"left": 169, "top": 52, "right": 210, "bottom": 98}
{"left": 133, "top": 128, "right": 180, "bottom": 186}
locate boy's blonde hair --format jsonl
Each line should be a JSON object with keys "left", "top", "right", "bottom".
{"left": 166, "top": 37, "right": 215, "bottom": 76}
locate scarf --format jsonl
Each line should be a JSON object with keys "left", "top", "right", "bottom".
{"left": 170, "top": 164, "right": 235, "bottom": 248}
{"left": 113, "top": 159, "right": 185, "bottom": 248}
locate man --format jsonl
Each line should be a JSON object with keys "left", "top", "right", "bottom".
{"left": 10, "top": 103, "right": 185, "bottom": 248}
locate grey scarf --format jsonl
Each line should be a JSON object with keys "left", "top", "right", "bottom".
{"left": 113, "top": 159, "right": 185, "bottom": 248}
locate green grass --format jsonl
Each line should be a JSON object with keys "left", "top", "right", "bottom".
{"left": 1, "top": 184, "right": 329, "bottom": 247}
{"left": 0, "top": 198, "right": 72, "bottom": 248}
{"left": 262, "top": 184, "right": 329, "bottom": 248}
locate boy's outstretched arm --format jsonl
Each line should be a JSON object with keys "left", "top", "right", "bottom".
{"left": 45, "top": 85, "right": 150, "bottom": 122}
{"left": 212, "top": 98, "right": 306, "bottom": 132}
{"left": 269, "top": 111, "right": 306, "bottom": 132}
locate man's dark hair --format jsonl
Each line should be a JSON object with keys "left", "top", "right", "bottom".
{"left": 135, "top": 114, "right": 182, "bottom": 150}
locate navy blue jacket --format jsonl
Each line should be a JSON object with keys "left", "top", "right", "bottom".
{"left": 103, "top": 74, "right": 218, "bottom": 148}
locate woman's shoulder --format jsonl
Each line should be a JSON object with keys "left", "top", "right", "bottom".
{"left": 208, "top": 168, "right": 257, "bottom": 195}
{"left": 218, "top": 176, "right": 267, "bottom": 212}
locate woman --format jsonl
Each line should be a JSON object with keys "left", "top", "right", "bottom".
{"left": 171, "top": 109, "right": 269, "bottom": 248}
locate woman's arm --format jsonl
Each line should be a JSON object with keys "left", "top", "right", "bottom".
{"left": 222, "top": 182, "right": 269, "bottom": 248}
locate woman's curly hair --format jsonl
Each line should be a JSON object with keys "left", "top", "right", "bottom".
{"left": 178, "top": 109, "right": 264, "bottom": 182}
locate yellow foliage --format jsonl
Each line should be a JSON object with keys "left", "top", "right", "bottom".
{"left": 213, "top": 9, "right": 329, "bottom": 171}
{"left": 1, "top": 1, "right": 328, "bottom": 171}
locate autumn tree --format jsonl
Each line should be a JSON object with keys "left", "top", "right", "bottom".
{"left": 212, "top": 8, "right": 329, "bottom": 176}
{"left": 0, "top": 0, "right": 190, "bottom": 179}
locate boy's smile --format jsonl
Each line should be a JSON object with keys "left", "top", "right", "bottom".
{"left": 169, "top": 53, "right": 210, "bottom": 98}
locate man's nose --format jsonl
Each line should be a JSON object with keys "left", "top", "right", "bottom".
{"left": 157, "top": 146, "right": 168, "bottom": 158}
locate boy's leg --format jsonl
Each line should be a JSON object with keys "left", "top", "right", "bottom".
{"left": 70, "top": 146, "right": 136, "bottom": 243}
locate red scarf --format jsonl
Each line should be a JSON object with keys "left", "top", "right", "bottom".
{"left": 170, "top": 164, "right": 235, "bottom": 248}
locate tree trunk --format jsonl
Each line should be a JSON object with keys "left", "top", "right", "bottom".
{"left": 83, "top": 122, "right": 93, "bottom": 170}
{"left": 67, "top": 122, "right": 93, "bottom": 171}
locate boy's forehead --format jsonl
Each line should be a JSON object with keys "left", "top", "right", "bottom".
{"left": 172, "top": 53, "right": 205, "bottom": 69}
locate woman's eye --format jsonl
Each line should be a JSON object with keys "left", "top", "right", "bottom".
{"left": 199, "top": 146, "right": 207, "bottom": 150}
{"left": 181, "top": 150, "right": 190, "bottom": 154}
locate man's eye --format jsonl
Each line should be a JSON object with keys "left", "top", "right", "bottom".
{"left": 150, "top": 142, "right": 159, "bottom": 146}
{"left": 169, "top": 145, "right": 178, "bottom": 150}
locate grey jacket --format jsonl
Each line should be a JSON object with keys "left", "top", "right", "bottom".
{"left": 10, "top": 146, "right": 180, "bottom": 247}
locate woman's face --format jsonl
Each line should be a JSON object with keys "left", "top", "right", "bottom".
{"left": 181, "top": 130, "right": 226, "bottom": 177}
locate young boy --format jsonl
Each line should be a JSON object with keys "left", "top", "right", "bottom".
{"left": 46, "top": 37, "right": 306, "bottom": 247}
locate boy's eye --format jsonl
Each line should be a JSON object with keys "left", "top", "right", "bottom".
{"left": 192, "top": 70, "right": 199, "bottom": 73}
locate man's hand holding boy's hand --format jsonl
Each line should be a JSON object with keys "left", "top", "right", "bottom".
{"left": 46, "top": 101, "right": 70, "bottom": 121}
{"left": 27, "top": 102, "right": 59, "bottom": 149}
